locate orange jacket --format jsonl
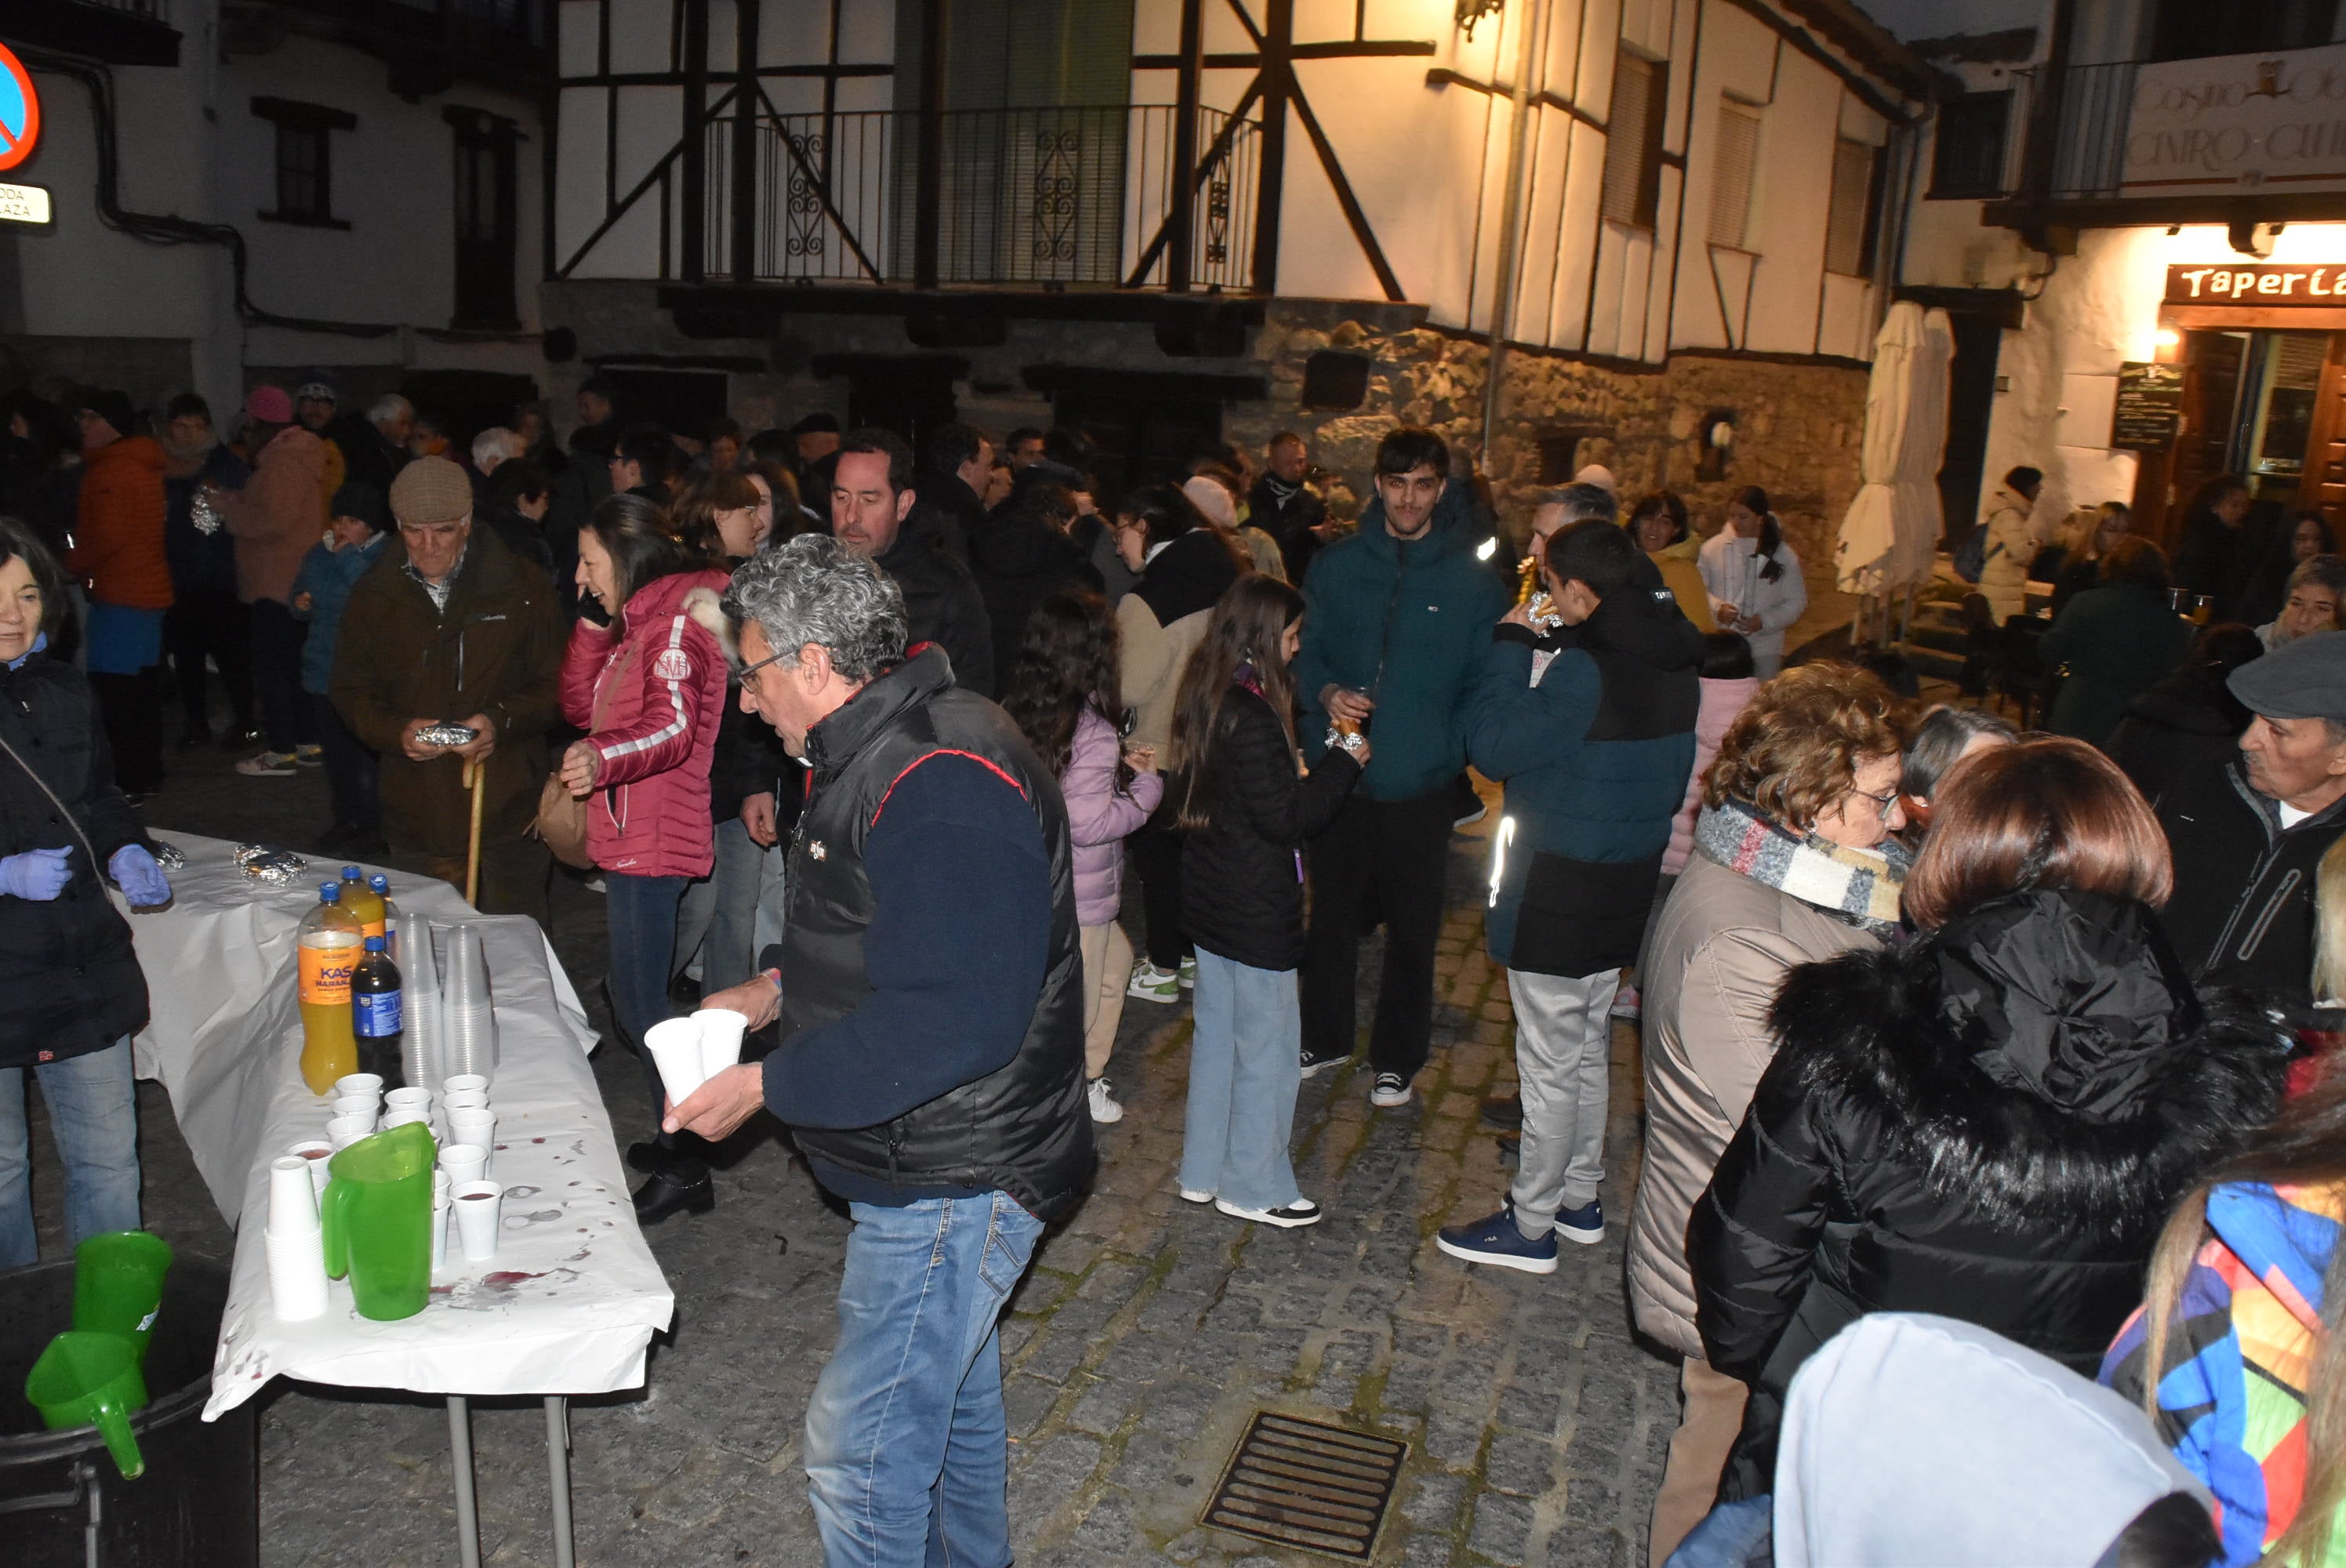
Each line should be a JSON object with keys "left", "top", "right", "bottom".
{"left": 67, "top": 436, "right": 172, "bottom": 610}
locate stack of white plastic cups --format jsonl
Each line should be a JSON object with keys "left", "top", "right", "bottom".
{"left": 430, "top": 1168, "right": 451, "bottom": 1273}
{"left": 441, "top": 924, "right": 497, "bottom": 1084}
{"left": 264, "top": 1155, "right": 329, "bottom": 1321}
{"left": 398, "top": 912, "right": 441, "bottom": 1095}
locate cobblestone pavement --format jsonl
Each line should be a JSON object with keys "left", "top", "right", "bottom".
{"left": 21, "top": 736, "right": 1680, "bottom": 1566}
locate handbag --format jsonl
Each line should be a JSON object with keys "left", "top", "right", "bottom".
{"left": 532, "top": 636, "right": 639, "bottom": 870}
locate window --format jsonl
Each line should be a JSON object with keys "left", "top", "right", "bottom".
{"left": 447, "top": 107, "right": 520, "bottom": 329}
{"left": 2152, "top": 0, "right": 2340, "bottom": 62}
{"left": 1930, "top": 92, "right": 2011, "bottom": 199}
{"left": 1709, "top": 101, "right": 1762, "bottom": 249}
{"left": 252, "top": 98, "right": 354, "bottom": 228}
{"left": 1600, "top": 53, "right": 1670, "bottom": 230}
{"left": 1825, "top": 138, "right": 1879, "bottom": 277}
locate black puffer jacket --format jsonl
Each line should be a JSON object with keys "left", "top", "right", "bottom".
{"left": 968, "top": 506, "right": 1101, "bottom": 688}
{"left": 1179, "top": 677, "right": 1360, "bottom": 971}
{"left": 2107, "top": 662, "right": 2251, "bottom": 807}
{"left": 874, "top": 509, "right": 997, "bottom": 698}
{"left": 0, "top": 651, "right": 154, "bottom": 1070}
{"left": 1689, "top": 887, "right": 2286, "bottom": 1500}
{"left": 2156, "top": 756, "right": 2346, "bottom": 1022}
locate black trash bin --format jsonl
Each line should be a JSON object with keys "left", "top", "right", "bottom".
{"left": 0, "top": 1255, "right": 259, "bottom": 1567}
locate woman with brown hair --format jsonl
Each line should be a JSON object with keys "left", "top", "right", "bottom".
{"left": 1689, "top": 737, "right": 2286, "bottom": 1505}
{"left": 670, "top": 470, "right": 769, "bottom": 563}
{"left": 2100, "top": 830, "right": 2346, "bottom": 1568}
{"left": 1629, "top": 662, "right": 1914, "bottom": 1563}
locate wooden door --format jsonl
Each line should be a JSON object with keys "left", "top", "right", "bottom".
{"left": 2297, "top": 333, "right": 2346, "bottom": 526}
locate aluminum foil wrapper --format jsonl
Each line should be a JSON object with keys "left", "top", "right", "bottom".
{"left": 149, "top": 840, "right": 187, "bottom": 871}
{"left": 190, "top": 485, "right": 223, "bottom": 537}
{"left": 233, "top": 844, "right": 309, "bottom": 885}
{"left": 412, "top": 723, "right": 479, "bottom": 749}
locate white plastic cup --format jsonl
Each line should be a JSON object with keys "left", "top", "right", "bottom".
{"left": 692, "top": 1008, "right": 748, "bottom": 1080}
{"left": 332, "top": 1073, "right": 383, "bottom": 1104}
{"left": 447, "top": 1108, "right": 495, "bottom": 1171}
{"left": 438, "top": 1143, "right": 488, "bottom": 1189}
{"left": 441, "top": 1073, "right": 488, "bottom": 1098}
{"left": 452, "top": 1181, "right": 503, "bottom": 1261}
{"left": 267, "top": 1156, "right": 319, "bottom": 1236}
{"left": 284, "top": 1141, "right": 335, "bottom": 1199}
{"left": 329, "top": 1095, "right": 377, "bottom": 1128}
{"left": 644, "top": 1017, "right": 708, "bottom": 1108}
{"left": 325, "top": 1115, "right": 373, "bottom": 1152}
{"left": 431, "top": 1170, "right": 451, "bottom": 1273}
{"left": 380, "top": 1106, "right": 430, "bottom": 1132}
{"left": 383, "top": 1087, "right": 431, "bottom": 1117}
{"left": 264, "top": 1225, "right": 329, "bottom": 1322}
{"left": 440, "top": 1088, "right": 488, "bottom": 1112}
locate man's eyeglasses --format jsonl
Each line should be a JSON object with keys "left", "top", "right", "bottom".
{"left": 735, "top": 647, "right": 791, "bottom": 685}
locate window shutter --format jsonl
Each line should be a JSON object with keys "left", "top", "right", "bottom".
{"left": 1825, "top": 138, "right": 1876, "bottom": 276}
{"left": 1709, "top": 101, "right": 1761, "bottom": 249}
{"left": 1601, "top": 55, "right": 1658, "bottom": 228}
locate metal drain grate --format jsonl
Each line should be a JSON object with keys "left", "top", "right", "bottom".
{"left": 1200, "top": 1410, "right": 1408, "bottom": 1560}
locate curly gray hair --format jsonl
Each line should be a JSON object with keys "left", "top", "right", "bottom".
{"left": 722, "top": 532, "right": 907, "bottom": 684}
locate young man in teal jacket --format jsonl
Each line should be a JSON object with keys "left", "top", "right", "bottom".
{"left": 1438, "top": 519, "right": 1700, "bottom": 1271}
{"left": 1295, "top": 428, "right": 1509, "bottom": 1105}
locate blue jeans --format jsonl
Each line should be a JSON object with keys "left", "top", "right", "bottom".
{"left": 0, "top": 1039, "right": 142, "bottom": 1269}
{"left": 807, "top": 1191, "right": 1044, "bottom": 1568}
{"left": 1178, "top": 950, "right": 1304, "bottom": 1211}
{"left": 675, "top": 817, "right": 782, "bottom": 993}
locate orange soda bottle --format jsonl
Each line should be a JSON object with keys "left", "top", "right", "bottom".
{"left": 340, "top": 866, "right": 387, "bottom": 943}
{"left": 299, "top": 883, "right": 365, "bottom": 1094}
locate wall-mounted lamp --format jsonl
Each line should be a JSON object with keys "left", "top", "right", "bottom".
{"left": 1458, "top": 0, "right": 1507, "bottom": 38}
{"left": 1697, "top": 410, "right": 1737, "bottom": 481}
{"left": 2155, "top": 327, "right": 2181, "bottom": 350}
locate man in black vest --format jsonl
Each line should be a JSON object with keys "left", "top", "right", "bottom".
{"left": 670, "top": 532, "right": 1092, "bottom": 1563}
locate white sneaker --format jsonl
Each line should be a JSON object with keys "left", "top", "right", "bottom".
{"left": 293, "top": 744, "right": 325, "bottom": 767}
{"left": 1127, "top": 961, "right": 1179, "bottom": 1004}
{"left": 235, "top": 750, "right": 297, "bottom": 777}
{"left": 1087, "top": 1077, "right": 1124, "bottom": 1123}
{"left": 1215, "top": 1196, "right": 1322, "bottom": 1229}
{"left": 1178, "top": 1187, "right": 1215, "bottom": 1203}
{"left": 1369, "top": 1073, "right": 1413, "bottom": 1109}
{"left": 1177, "top": 954, "right": 1196, "bottom": 989}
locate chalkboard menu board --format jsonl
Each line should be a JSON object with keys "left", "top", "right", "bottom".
{"left": 2112, "top": 361, "right": 2184, "bottom": 450}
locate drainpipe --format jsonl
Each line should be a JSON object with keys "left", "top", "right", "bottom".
{"left": 1479, "top": 0, "right": 1554, "bottom": 473}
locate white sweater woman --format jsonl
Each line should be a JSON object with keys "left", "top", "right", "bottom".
{"left": 1699, "top": 488, "right": 1807, "bottom": 677}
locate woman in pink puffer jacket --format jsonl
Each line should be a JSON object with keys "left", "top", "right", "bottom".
{"left": 1002, "top": 591, "right": 1162, "bottom": 1125}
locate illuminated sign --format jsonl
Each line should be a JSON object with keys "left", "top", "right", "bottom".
{"left": 2167, "top": 263, "right": 2346, "bottom": 303}
{"left": 0, "top": 182, "right": 49, "bottom": 227}
{"left": 0, "top": 43, "right": 38, "bottom": 174}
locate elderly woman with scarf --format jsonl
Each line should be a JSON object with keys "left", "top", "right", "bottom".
{"left": 1688, "top": 737, "right": 2286, "bottom": 1509}
{"left": 1627, "top": 662, "right": 1914, "bottom": 1565}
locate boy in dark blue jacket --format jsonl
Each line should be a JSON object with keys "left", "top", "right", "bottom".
{"left": 1439, "top": 519, "right": 1700, "bottom": 1272}
{"left": 1294, "top": 428, "right": 1509, "bottom": 1105}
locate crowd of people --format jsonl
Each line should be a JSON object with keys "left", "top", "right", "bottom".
{"left": 15, "top": 366, "right": 2346, "bottom": 1563}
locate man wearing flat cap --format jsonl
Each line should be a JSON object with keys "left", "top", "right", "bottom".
{"left": 331, "top": 455, "right": 565, "bottom": 921}
{"left": 2157, "top": 631, "right": 2346, "bottom": 1020}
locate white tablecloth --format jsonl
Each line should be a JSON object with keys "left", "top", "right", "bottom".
{"left": 119, "top": 833, "right": 674, "bottom": 1420}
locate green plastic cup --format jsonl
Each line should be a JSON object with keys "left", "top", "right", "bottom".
{"left": 321, "top": 1119, "right": 436, "bottom": 1321}
{"left": 25, "top": 1330, "right": 148, "bottom": 1479}
{"left": 72, "top": 1229, "right": 175, "bottom": 1366}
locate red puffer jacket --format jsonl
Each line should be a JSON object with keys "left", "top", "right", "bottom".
{"left": 561, "top": 568, "right": 735, "bottom": 879}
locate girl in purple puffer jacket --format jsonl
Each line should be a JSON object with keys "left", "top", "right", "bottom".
{"left": 1003, "top": 590, "right": 1163, "bottom": 1124}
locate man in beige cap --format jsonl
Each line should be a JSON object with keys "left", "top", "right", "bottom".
{"left": 330, "top": 455, "right": 565, "bottom": 920}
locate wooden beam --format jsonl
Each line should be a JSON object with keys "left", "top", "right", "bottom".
{"left": 1709, "top": 0, "right": 1913, "bottom": 124}
{"left": 1288, "top": 78, "right": 1405, "bottom": 302}
{"left": 1124, "top": 76, "right": 1266, "bottom": 288}
{"left": 558, "top": 65, "right": 892, "bottom": 87}
{"left": 1168, "top": 0, "right": 1206, "bottom": 292}
{"left": 1424, "top": 66, "right": 1607, "bottom": 136}
{"left": 1251, "top": 0, "right": 1291, "bottom": 295}
{"left": 679, "top": 0, "right": 708, "bottom": 283}
{"left": 755, "top": 81, "right": 887, "bottom": 283}
{"left": 913, "top": 0, "right": 947, "bottom": 291}
{"left": 730, "top": 0, "right": 760, "bottom": 281}
{"left": 1134, "top": 41, "right": 1434, "bottom": 68}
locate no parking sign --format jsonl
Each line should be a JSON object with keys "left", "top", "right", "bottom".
{"left": 0, "top": 42, "right": 40, "bottom": 174}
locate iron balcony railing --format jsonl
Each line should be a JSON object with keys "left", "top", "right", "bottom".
{"left": 698, "top": 103, "right": 1261, "bottom": 291}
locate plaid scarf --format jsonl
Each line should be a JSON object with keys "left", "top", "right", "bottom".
{"left": 1694, "top": 795, "right": 1911, "bottom": 938}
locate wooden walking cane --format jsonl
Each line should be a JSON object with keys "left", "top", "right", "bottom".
{"left": 461, "top": 757, "right": 486, "bottom": 907}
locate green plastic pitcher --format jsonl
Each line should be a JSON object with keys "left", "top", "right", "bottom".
{"left": 321, "top": 1120, "right": 436, "bottom": 1321}
{"left": 25, "top": 1330, "right": 148, "bottom": 1479}
{"left": 72, "top": 1229, "right": 175, "bottom": 1366}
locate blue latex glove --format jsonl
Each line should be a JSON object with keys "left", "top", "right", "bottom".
{"left": 109, "top": 844, "right": 171, "bottom": 908}
{"left": 0, "top": 846, "right": 74, "bottom": 901}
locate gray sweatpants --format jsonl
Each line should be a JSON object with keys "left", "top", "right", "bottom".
{"left": 1506, "top": 967, "right": 1620, "bottom": 1236}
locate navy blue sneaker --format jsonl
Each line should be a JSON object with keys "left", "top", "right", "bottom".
{"left": 1554, "top": 1198, "right": 1604, "bottom": 1246}
{"left": 1434, "top": 1208, "right": 1559, "bottom": 1275}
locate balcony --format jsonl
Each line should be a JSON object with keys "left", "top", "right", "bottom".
{"left": 1985, "top": 43, "right": 2346, "bottom": 230}
{"left": 687, "top": 103, "right": 1260, "bottom": 299}
{"left": 221, "top": 0, "right": 550, "bottom": 96}
{"left": 1, "top": 0, "right": 181, "bottom": 67}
